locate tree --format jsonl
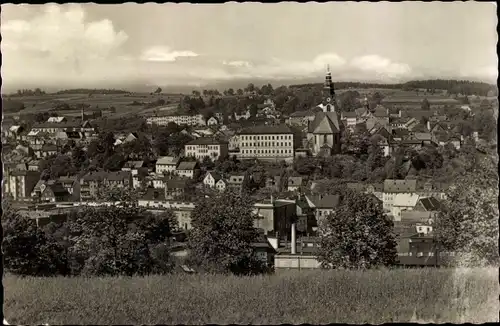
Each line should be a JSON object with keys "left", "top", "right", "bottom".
{"left": 435, "top": 156, "right": 499, "bottom": 267}
{"left": 154, "top": 87, "right": 162, "bottom": 94}
{"left": 67, "top": 203, "right": 176, "bottom": 276}
{"left": 421, "top": 98, "right": 431, "bottom": 110}
{"left": 187, "top": 192, "right": 266, "bottom": 275}
{"left": 2, "top": 206, "right": 68, "bottom": 276}
{"left": 236, "top": 88, "right": 244, "bottom": 96}
{"left": 317, "top": 190, "right": 397, "bottom": 269}
{"left": 227, "top": 88, "right": 235, "bottom": 96}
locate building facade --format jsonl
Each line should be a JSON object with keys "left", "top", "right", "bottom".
{"left": 237, "top": 124, "right": 295, "bottom": 161}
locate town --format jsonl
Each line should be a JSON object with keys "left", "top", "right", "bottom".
{"left": 3, "top": 68, "right": 498, "bottom": 270}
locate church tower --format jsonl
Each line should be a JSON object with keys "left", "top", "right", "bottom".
{"left": 322, "top": 65, "right": 336, "bottom": 112}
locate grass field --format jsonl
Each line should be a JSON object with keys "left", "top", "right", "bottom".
{"left": 6, "top": 93, "right": 183, "bottom": 118}
{"left": 3, "top": 268, "right": 498, "bottom": 324}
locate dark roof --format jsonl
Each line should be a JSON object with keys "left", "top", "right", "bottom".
{"left": 308, "top": 194, "right": 340, "bottom": 209}
{"left": 342, "top": 112, "right": 357, "bottom": 118}
{"left": 186, "top": 137, "right": 228, "bottom": 145}
{"left": 417, "top": 197, "right": 441, "bottom": 211}
{"left": 308, "top": 112, "right": 341, "bottom": 134}
{"left": 287, "top": 176, "right": 303, "bottom": 187}
{"left": 141, "top": 188, "right": 166, "bottom": 201}
{"left": 82, "top": 171, "right": 131, "bottom": 182}
{"left": 177, "top": 161, "right": 198, "bottom": 170}
{"left": 384, "top": 179, "right": 417, "bottom": 193}
{"left": 166, "top": 179, "right": 189, "bottom": 189}
{"left": 239, "top": 124, "right": 293, "bottom": 135}
{"left": 290, "top": 110, "right": 315, "bottom": 118}
{"left": 33, "top": 121, "right": 82, "bottom": 129}
{"left": 402, "top": 110, "right": 434, "bottom": 119}
{"left": 373, "top": 105, "right": 389, "bottom": 117}
{"left": 392, "top": 128, "right": 410, "bottom": 138}
{"left": 45, "top": 183, "right": 68, "bottom": 196}
{"left": 346, "top": 183, "right": 366, "bottom": 192}
{"left": 205, "top": 171, "right": 222, "bottom": 181}
{"left": 41, "top": 144, "right": 58, "bottom": 151}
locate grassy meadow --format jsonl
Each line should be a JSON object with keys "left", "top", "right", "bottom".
{"left": 3, "top": 268, "right": 498, "bottom": 324}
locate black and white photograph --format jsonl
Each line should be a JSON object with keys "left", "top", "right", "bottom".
{"left": 1, "top": 2, "right": 498, "bottom": 324}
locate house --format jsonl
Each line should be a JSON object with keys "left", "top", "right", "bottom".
{"left": 233, "top": 110, "right": 251, "bottom": 121}
{"left": 37, "top": 144, "right": 58, "bottom": 158}
{"left": 121, "top": 160, "right": 146, "bottom": 176}
{"left": 206, "top": 116, "right": 219, "bottom": 126}
{"left": 383, "top": 179, "right": 417, "bottom": 212}
{"left": 287, "top": 176, "right": 304, "bottom": 192}
{"left": 27, "top": 159, "right": 41, "bottom": 172}
{"left": 237, "top": 124, "right": 295, "bottom": 161}
{"left": 114, "top": 132, "right": 138, "bottom": 146}
{"left": 391, "top": 193, "right": 420, "bottom": 221}
{"left": 227, "top": 174, "right": 247, "bottom": 193}
{"left": 58, "top": 175, "right": 80, "bottom": 199}
{"left": 251, "top": 233, "right": 277, "bottom": 268}
{"left": 215, "top": 178, "right": 229, "bottom": 192}
{"left": 155, "top": 156, "right": 180, "bottom": 174}
{"left": 175, "top": 161, "right": 199, "bottom": 179}
{"left": 305, "top": 194, "right": 341, "bottom": 230}
{"left": 5, "top": 170, "right": 41, "bottom": 201}
{"left": 341, "top": 111, "right": 358, "bottom": 128}
{"left": 40, "top": 182, "right": 71, "bottom": 203}
{"left": 203, "top": 171, "right": 223, "bottom": 188}
{"left": 414, "top": 196, "right": 441, "bottom": 217}
{"left": 253, "top": 199, "right": 297, "bottom": 237}
{"left": 152, "top": 175, "right": 168, "bottom": 189}
{"left": 185, "top": 137, "right": 229, "bottom": 161}
{"left": 228, "top": 134, "right": 240, "bottom": 150}
{"left": 146, "top": 114, "right": 206, "bottom": 127}
{"left": 165, "top": 179, "right": 191, "bottom": 200}
{"left": 287, "top": 110, "right": 317, "bottom": 127}
{"left": 47, "top": 116, "right": 67, "bottom": 123}
{"left": 79, "top": 171, "right": 132, "bottom": 201}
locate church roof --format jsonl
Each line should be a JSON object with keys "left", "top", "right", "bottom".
{"left": 308, "top": 112, "right": 341, "bottom": 134}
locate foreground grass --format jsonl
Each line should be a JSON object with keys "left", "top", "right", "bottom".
{"left": 3, "top": 268, "right": 498, "bottom": 324}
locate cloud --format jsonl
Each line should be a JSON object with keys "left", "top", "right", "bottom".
{"left": 349, "top": 55, "right": 412, "bottom": 78}
{"left": 140, "top": 46, "right": 199, "bottom": 62}
{"left": 222, "top": 60, "right": 252, "bottom": 68}
{"left": 1, "top": 4, "right": 128, "bottom": 63}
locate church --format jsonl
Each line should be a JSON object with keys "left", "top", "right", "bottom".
{"left": 306, "top": 67, "right": 343, "bottom": 157}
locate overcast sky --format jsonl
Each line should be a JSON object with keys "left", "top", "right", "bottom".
{"left": 1, "top": 2, "right": 497, "bottom": 90}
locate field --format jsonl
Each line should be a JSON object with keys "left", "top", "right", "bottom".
{"left": 5, "top": 93, "right": 183, "bottom": 119}
{"left": 3, "top": 268, "right": 498, "bottom": 324}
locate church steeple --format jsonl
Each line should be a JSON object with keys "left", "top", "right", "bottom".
{"left": 323, "top": 65, "right": 336, "bottom": 112}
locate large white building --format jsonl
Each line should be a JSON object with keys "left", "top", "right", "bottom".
{"left": 237, "top": 124, "right": 295, "bottom": 161}
{"left": 146, "top": 114, "right": 206, "bottom": 127}
{"left": 382, "top": 179, "right": 417, "bottom": 212}
{"left": 185, "top": 137, "right": 229, "bottom": 161}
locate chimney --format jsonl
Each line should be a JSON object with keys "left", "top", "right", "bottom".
{"left": 291, "top": 222, "right": 297, "bottom": 255}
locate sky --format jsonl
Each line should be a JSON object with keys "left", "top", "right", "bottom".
{"left": 1, "top": 2, "right": 498, "bottom": 91}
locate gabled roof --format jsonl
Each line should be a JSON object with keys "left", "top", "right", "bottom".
{"left": 239, "top": 124, "right": 293, "bottom": 135}
{"left": 177, "top": 161, "right": 198, "bottom": 170}
{"left": 123, "top": 160, "right": 145, "bottom": 169}
{"left": 288, "top": 176, "right": 303, "bottom": 187}
{"left": 417, "top": 197, "right": 441, "bottom": 211}
{"left": 393, "top": 193, "right": 420, "bottom": 207}
{"left": 384, "top": 179, "right": 417, "bottom": 193}
{"left": 166, "top": 179, "right": 189, "bottom": 189}
{"left": 186, "top": 137, "right": 228, "bottom": 145}
{"left": 308, "top": 112, "right": 341, "bottom": 134}
{"left": 306, "top": 194, "right": 340, "bottom": 209}
{"left": 228, "top": 175, "right": 246, "bottom": 184}
{"left": 205, "top": 171, "right": 222, "bottom": 181}
{"left": 156, "top": 156, "right": 179, "bottom": 165}
{"left": 141, "top": 187, "right": 166, "bottom": 201}
{"left": 290, "top": 110, "right": 316, "bottom": 118}
{"left": 342, "top": 111, "right": 357, "bottom": 119}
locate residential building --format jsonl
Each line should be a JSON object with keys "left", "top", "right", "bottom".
{"left": 287, "top": 176, "right": 304, "bottom": 192}
{"left": 206, "top": 116, "right": 219, "bottom": 126}
{"left": 341, "top": 111, "right": 358, "bottom": 128}
{"left": 40, "top": 182, "right": 71, "bottom": 203}
{"left": 305, "top": 194, "right": 341, "bottom": 228}
{"left": 5, "top": 170, "right": 41, "bottom": 201}
{"left": 228, "top": 134, "right": 240, "bottom": 150}
{"left": 58, "top": 175, "right": 80, "bottom": 198}
{"left": 79, "top": 171, "right": 132, "bottom": 201}
{"left": 175, "top": 161, "right": 199, "bottom": 179}
{"left": 122, "top": 161, "right": 146, "bottom": 176}
{"left": 227, "top": 174, "right": 247, "bottom": 193}
{"left": 155, "top": 156, "right": 180, "bottom": 174}
{"left": 215, "top": 178, "right": 229, "bottom": 192}
{"left": 391, "top": 193, "right": 420, "bottom": 221}
{"left": 185, "top": 137, "right": 229, "bottom": 161}
{"left": 165, "top": 179, "right": 191, "bottom": 200}
{"left": 413, "top": 196, "right": 441, "bottom": 217}
{"left": 146, "top": 114, "right": 206, "bottom": 126}
{"left": 237, "top": 124, "right": 295, "bottom": 161}
{"left": 203, "top": 171, "right": 223, "bottom": 188}
{"left": 383, "top": 179, "right": 417, "bottom": 212}
{"left": 253, "top": 199, "right": 297, "bottom": 237}
{"left": 287, "top": 110, "right": 317, "bottom": 127}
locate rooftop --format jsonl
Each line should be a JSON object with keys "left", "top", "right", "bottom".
{"left": 384, "top": 179, "right": 417, "bottom": 193}
{"left": 186, "top": 137, "right": 228, "bottom": 145}
{"left": 239, "top": 124, "right": 293, "bottom": 135}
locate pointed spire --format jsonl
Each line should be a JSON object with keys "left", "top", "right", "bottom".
{"left": 327, "top": 64, "right": 330, "bottom": 73}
